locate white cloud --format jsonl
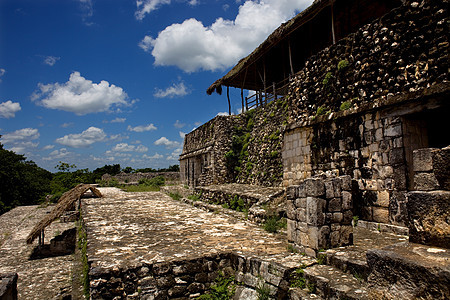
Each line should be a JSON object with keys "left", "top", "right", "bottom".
{"left": 154, "top": 82, "right": 189, "bottom": 98}
{"left": 32, "top": 71, "right": 131, "bottom": 115}
{"left": 112, "top": 143, "right": 148, "bottom": 153}
{"left": 110, "top": 134, "right": 129, "bottom": 141}
{"left": 0, "top": 100, "right": 21, "bottom": 118}
{"left": 217, "top": 112, "right": 229, "bottom": 116}
{"left": 188, "top": 0, "right": 199, "bottom": 6}
{"left": 0, "top": 68, "right": 5, "bottom": 82}
{"left": 127, "top": 124, "right": 157, "bottom": 132}
{"left": 42, "top": 145, "right": 55, "bottom": 150}
{"left": 1, "top": 128, "right": 40, "bottom": 154}
{"left": 154, "top": 137, "right": 181, "bottom": 149}
{"left": 79, "top": 0, "right": 94, "bottom": 25}
{"left": 43, "top": 56, "right": 60, "bottom": 66}
{"left": 55, "top": 126, "right": 107, "bottom": 148}
{"left": 110, "top": 117, "right": 126, "bottom": 123}
{"left": 43, "top": 148, "right": 74, "bottom": 161}
{"left": 61, "top": 122, "right": 74, "bottom": 128}
{"left": 174, "top": 120, "right": 186, "bottom": 128}
{"left": 143, "top": 153, "right": 164, "bottom": 159}
{"left": 135, "top": 0, "right": 171, "bottom": 20}
{"left": 179, "top": 131, "right": 186, "bottom": 139}
{"left": 141, "top": 0, "right": 313, "bottom": 72}
{"left": 166, "top": 147, "right": 182, "bottom": 161}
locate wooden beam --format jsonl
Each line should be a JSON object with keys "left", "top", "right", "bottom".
{"left": 331, "top": 0, "right": 336, "bottom": 44}
{"left": 289, "top": 40, "right": 294, "bottom": 75}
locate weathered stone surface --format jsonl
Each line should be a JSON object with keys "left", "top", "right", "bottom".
{"left": 0, "top": 273, "right": 17, "bottom": 300}
{"left": 367, "top": 242, "right": 450, "bottom": 300}
{"left": 306, "top": 197, "right": 326, "bottom": 226}
{"left": 432, "top": 146, "right": 450, "bottom": 190}
{"left": 0, "top": 205, "right": 75, "bottom": 300}
{"left": 413, "top": 148, "right": 436, "bottom": 172}
{"left": 414, "top": 173, "right": 440, "bottom": 190}
{"left": 406, "top": 191, "right": 450, "bottom": 248}
{"left": 305, "top": 179, "right": 325, "bottom": 197}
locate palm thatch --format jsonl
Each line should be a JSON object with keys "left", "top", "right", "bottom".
{"left": 26, "top": 184, "right": 102, "bottom": 244}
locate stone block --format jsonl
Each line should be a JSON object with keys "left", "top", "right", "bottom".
{"left": 305, "top": 178, "right": 325, "bottom": 197}
{"left": 367, "top": 243, "right": 450, "bottom": 299}
{"left": 342, "top": 210, "right": 353, "bottom": 225}
{"left": 328, "top": 198, "right": 342, "bottom": 212}
{"left": 330, "top": 230, "right": 340, "bottom": 248}
{"left": 372, "top": 207, "right": 389, "bottom": 223}
{"left": 317, "top": 225, "right": 331, "bottom": 249}
{"left": 287, "top": 219, "right": 296, "bottom": 242}
{"left": 332, "top": 212, "right": 343, "bottom": 223}
{"left": 406, "top": 191, "right": 450, "bottom": 248}
{"left": 306, "top": 197, "right": 326, "bottom": 226}
{"left": 286, "top": 200, "right": 296, "bottom": 219}
{"left": 384, "top": 124, "right": 402, "bottom": 137}
{"left": 294, "top": 197, "right": 307, "bottom": 209}
{"left": 376, "top": 190, "right": 390, "bottom": 207}
{"left": 342, "top": 191, "right": 353, "bottom": 210}
{"left": 393, "top": 165, "right": 407, "bottom": 190}
{"left": 297, "top": 222, "right": 307, "bottom": 233}
{"left": 286, "top": 186, "right": 298, "bottom": 200}
{"left": 389, "top": 148, "right": 404, "bottom": 165}
{"left": 432, "top": 146, "right": 450, "bottom": 190}
{"left": 340, "top": 175, "right": 352, "bottom": 191}
{"left": 325, "top": 178, "right": 341, "bottom": 199}
{"left": 296, "top": 208, "right": 306, "bottom": 222}
{"left": 414, "top": 173, "right": 440, "bottom": 191}
{"left": 339, "top": 225, "right": 353, "bottom": 245}
{"left": 297, "top": 181, "right": 307, "bottom": 198}
{"left": 413, "top": 148, "right": 436, "bottom": 172}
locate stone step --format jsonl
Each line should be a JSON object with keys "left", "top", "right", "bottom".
{"left": 303, "top": 264, "right": 369, "bottom": 300}
{"left": 323, "top": 227, "right": 408, "bottom": 280}
{"left": 289, "top": 287, "right": 324, "bottom": 299}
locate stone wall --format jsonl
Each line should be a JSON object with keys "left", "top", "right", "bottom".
{"left": 0, "top": 273, "right": 18, "bottom": 300}
{"left": 406, "top": 146, "right": 450, "bottom": 248}
{"left": 286, "top": 0, "right": 449, "bottom": 123}
{"left": 89, "top": 253, "right": 295, "bottom": 299}
{"left": 282, "top": 0, "right": 449, "bottom": 226}
{"left": 286, "top": 176, "right": 353, "bottom": 256}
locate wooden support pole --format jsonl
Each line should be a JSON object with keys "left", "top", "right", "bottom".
{"left": 331, "top": 0, "right": 336, "bottom": 44}
{"left": 241, "top": 88, "right": 244, "bottom": 113}
{"left": 245, "top": 96, "right": 248, "bottom": 111}
{"left": 273, "top": 82, "right": 276, "bottom": 100}
{"left": 227, "top": 86, "right": 231, "bottom": 115}
{"left": 289, "top": 40, "right": 294, "bottom": 75}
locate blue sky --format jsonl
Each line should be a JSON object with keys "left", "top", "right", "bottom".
{"left": 0, "top": 0, "right": 311, "bottom": 172}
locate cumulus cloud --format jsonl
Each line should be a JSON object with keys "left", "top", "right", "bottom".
{"left": 110, "top": 117, "right": 126, "bottom": 123}
{"left": 142, "top": 153, "right": 164, "bottom": 159}
{"left": 43, "top": 56, "right": 60, "bottom": 66}
{"left": 166, "top": 147, "right": 182, "bottom": 161}
{"left": 43, "top": 148, "right": 73, "bottom": 161}
{"left": 179, "top": 131, "right": 186, "bottom": 139}
{"left": 61, "top": 122, "right": 74, "bottom": 128}
{"left": 154, "top": 137, "right": 181, "bottom": 149}
{"left": 127, "top": 123, "right": 157, "bottom": 132}
{"left": 140, "top": 0, "right": 313, "bottom": 72}
{"left": 0, "top": 100, "right": 21, "bottom": 118}
{"left": 174, "top": 120, "right": 185, "bottom": 128}
{"left": 154, "top": 82, "right": 189, "bottom": 98}
{"left": 42, "top": 145, "right": 55, "bottom": 150}
{"left": 0, "top": 68, "right": 5, "bottom": 82}
{"left": 112, "top": 143, "right": 148, "bottom": 153}
{"left": 1, "top": 128, "right": 40, "bottom": 154}
{"left": 55, "top": 127, "right": 107, "bottom": 148}
{"left": 31, "top": 71, "right": 131, "bottom": 115}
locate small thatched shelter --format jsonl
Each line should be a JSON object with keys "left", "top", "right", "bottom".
{"left": 26, "top": 184, "right": 102, "bottom": 245}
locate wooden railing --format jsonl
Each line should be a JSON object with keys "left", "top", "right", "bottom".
{"left": 244, "top": 78, "right": 290, "bottom": 111}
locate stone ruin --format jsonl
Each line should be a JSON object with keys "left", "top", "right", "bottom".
{"left": 178, "top": 0, "right": 449, "bottom": 298}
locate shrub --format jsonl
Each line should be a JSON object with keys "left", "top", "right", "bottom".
{"left": 337, "top": 59, "right": 349, "bottom": 71}
{"left": 339, "top": 101, "right": 352, "bottom": 111}
{"left": 169, "top": 192, "right": 182, "bottom": 201}
{"left": 197, "top": 271, "right": 235, "bottom": 300}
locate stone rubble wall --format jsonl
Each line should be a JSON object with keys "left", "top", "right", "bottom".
{"left": 406, "top": 146, "right": 450, "bottom": 248}
{"left": 0, "top": 273, "right": 18, "bottom": 300}
{"left": 101, "top": 172, "right": 180, "bottom": 184}
{"left": 89, "top": 253, "right": 294, "bottom": 299}
{"left": 286, "top": 0, "right": 449, "bottom": 122}
{"left": 286, "top": 175, "right": 353, "bottom": 256}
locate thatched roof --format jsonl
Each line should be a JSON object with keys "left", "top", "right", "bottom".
{"left": 207, "top": 0, "right": 401, "bottom": 95}
{"left": 26, "top": 184, "right": 102, "bottom": 244}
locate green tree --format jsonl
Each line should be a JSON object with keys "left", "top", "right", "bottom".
{"left": 0, "top": 140, "right": 52, "bottom": 215}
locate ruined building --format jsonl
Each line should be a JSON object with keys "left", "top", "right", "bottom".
{"left": 180, "top": 0, "right": 449, "bottom": 273}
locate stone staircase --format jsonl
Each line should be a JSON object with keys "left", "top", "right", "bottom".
{"left": 288, "top": 226, "right": 409, "bottom": 300}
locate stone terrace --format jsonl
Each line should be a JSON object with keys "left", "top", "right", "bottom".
{"left": 84, "top": 188, "right": 308, "bottom": 273}
{"left": 0, "top": 205, "right": 75, "bottom": 299}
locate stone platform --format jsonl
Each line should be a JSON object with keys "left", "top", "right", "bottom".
{"left": 0, "top": 205, "right": 75, "bottom": 299}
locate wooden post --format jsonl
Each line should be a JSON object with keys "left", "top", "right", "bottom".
{"left": 241, "top": 88, "right": 244, "bottom": 113}
{"left": 245, "top": 96, "right": 249, "bottom": 111}
{"left": 273, "top": 82, "right": 276, "bottom": 100}
{"left": 227, "top": 86, "right": 231, "bottom": 115}
{"left": 331, "top": 0, "right": 336, "bottom": 44}
{"left": 289, "top": 40, "right": 294, "bottom": 75}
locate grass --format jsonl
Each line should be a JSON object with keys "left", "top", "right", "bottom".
{"left": 263, "top": 216, "right": 286, "bottom": 233}
{"left": 290, "top": 265, "right": 307, "bottom": 288}
{"left": 169, "top": 192, "right": 182, "bottom": 201}
{"left": 256, "top": 279, "right": 271, "bottom": 300}
{"left": 120, "top": 185, "right": 161, "bottom": 192}
{"left": 77, "top": 219, "right": 89, "bottom": 299}
{"left": 197, "top": 271, "right": 236, "bottom": 300}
